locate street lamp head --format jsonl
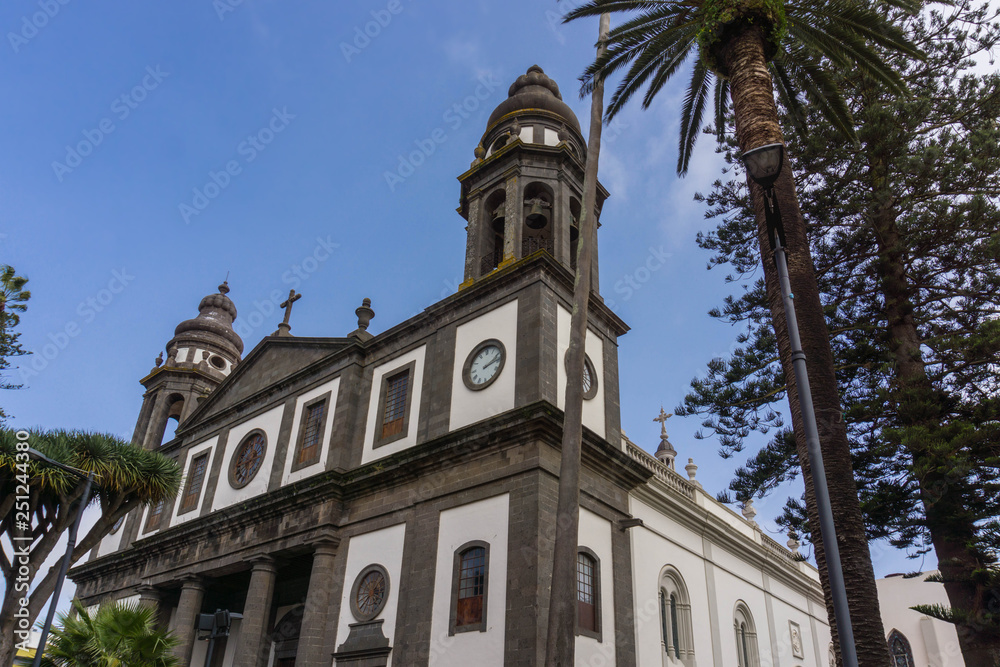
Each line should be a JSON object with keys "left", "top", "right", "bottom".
{"left": 741, "top": 143, "right": 785, "bottom": 190}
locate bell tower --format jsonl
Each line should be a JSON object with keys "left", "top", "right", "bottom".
{"left": 458, "top": 65, "right": 607, "bottom": 290}
{"left": 131, "top": 282, "right": 244, "bottom": 449}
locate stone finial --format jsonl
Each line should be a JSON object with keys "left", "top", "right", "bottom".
{"left": 787, "top": 531, "right": 801, "bottom": 555}
{"left": 685, "top": 457, "right": 701, "bottom": 488}
{"left": 741, "top": 498, "right": 757, "bottom": 523}
{"left": 356, "top": 298, "right": 374, "bottom": 331}
{"left": 166, "top": 345, "right": 178, "bottom": 364}
{"left": 218, "top": 281, "right": 230, "bottom": 295}
{"left": 349, "top": 298, "right": 375, "bottom": 342}
{"left": 154, "top": 351, "right": 163, "bottom": 368}
{"left": 474, "top": 144, "right": 486, "bottom": 159}
{"left": 558, "top": 123, "right": 568, "bottom": 143}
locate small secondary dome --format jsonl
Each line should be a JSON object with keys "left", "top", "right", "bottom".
{"left": 487, "top": 65, "right": 581, "bottom": 134}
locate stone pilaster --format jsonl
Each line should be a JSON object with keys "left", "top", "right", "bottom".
{"left": 502, "top": 172, "right": 520, "bottom": 265}
{"left": 232, "top": 556, "right": 277, "bottom": 667}
{"left": 143, "top": 390, "right": 173, "bottom": 450}
{"left": 171, "top": 576, "right": 206, "bottom": 663}
{"left": 463, "top": 192, "right": 482, "bottom": 284}
{"left": 296, "top": 541, "right": 338, "bottom": 666}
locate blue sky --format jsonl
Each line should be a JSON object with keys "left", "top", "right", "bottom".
{"left": 2, "top": 0, "right": 923, "bottom": 610}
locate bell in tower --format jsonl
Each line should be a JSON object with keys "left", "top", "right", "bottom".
{"left": 457, "top": 65, "right": 608, "bottom": 290}
{"left": 131, "top": 282, "right": 244, "bottom": 449}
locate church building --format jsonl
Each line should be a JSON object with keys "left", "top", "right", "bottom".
{"left": 71, "top": 65, "right": 832, "bottom": 667}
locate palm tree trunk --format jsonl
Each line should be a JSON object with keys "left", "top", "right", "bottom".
{"left": 720, "top": 25, "right": 892, "bottom": 667}
{"left": 545, "top": 13, "right": 609, "bottom": 666}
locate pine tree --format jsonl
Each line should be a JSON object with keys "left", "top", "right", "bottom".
{"left": 0, "top": 265, "right": 30, "bottom": 423}
{"left": 678, "top": 2, "right": 1000, "bottom": 662}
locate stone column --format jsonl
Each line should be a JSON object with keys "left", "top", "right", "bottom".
{"left": 232, "top": 556, "right": 278, "bottom": 667}
{"left": 171, "top": 576, "right": 206, "bottom": 663}
{"left": 137, "top": 585, "right": 169, "bottom": 631}
{"left": 296, "top": 542, "right": 338, "bottom": 666}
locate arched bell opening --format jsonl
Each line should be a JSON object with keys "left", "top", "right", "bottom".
{"left": 522, "top": 182, "right": 554, "bottom": 258}
{"left": 154, "top": 393, "right": 186, "bottom": 447}
{"left": 482, "top": 190, "right": 507, "bottom": 274}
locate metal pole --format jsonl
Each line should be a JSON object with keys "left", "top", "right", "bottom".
{"left": 203, "top": 635, "right": 216, "bottom": 667}
{"left": 772, "top": 235, "right": 859, "bottom": 667}
{"left": 32, "top": 471, "right": 94, "bottom": 667}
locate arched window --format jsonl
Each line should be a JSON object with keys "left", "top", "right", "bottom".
{"left": 659, "top": 566, "right": 694, "bottom": 663}
{"left": 734, "top": 602, "right": 759, "bottom": 667}
{"left": 450, "top": 541, "right": 490, "bottom": 634}
{"left": 887, "top": 629, "right": 915, "bottom": 667}
{"left": 576, "top": 548, "right": 602, "bottom": 639}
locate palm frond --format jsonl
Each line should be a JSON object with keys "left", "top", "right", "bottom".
{"left": 678, "top": 58, "right": 712, "bottom": 175}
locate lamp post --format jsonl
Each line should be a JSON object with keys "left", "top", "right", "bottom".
{"left": 741, "top": 143, "right": 859, "bottom": 667}
{"left": 27, "top": 448, "right": 95, "bottom": 667}
{"left": 198, "top": 609, "right": 242, "bottom": 667}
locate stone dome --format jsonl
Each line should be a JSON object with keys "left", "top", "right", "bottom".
{"left": 487, "top": 65, "right": 581, "bottom": 134}
{"left": 170, "top": 282, "right": 244, "bottom": 356}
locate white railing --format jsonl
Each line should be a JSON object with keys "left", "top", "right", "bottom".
{"left": 625, "top": 442, "right": 696, "bottom": 500}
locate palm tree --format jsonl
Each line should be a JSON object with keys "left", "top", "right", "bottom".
{"left": 0, "top": 429, "right": 181, "bottom": 666}
{"left": 39, "top": 599, "right": 179, "bottom": 667}
{"left": 546, "top": 15, "right": 610, "bottom": 666}
{"left": 563, "top": 1, "right": 920, "bottom": 665}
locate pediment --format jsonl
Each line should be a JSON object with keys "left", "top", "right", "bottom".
{"left": 181, "top": 336, "right": 358, "bottom": 427}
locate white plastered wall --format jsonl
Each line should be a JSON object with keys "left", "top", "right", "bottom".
{"left": 170, "top": 436, "right": 219, "bottom": 527}
{"left": 428, "top": 494, "right": 510, "bottom": 667}
{"left": 628, "top": 494, "right": 829, "bottom": 667}
{"left": 628, "top": 496, "right": 716, "bottom": 666}
{"left": 334, "top": 523, "right": 407, "bottom": 666}
{"left": 449, "top": 300, "right": 518, "bottom": 431}
{"left": 556, "top": 304, "right": 607, "bottom": 439}
{"left": 94, "top": 516, "right": 128, "bottom": 557}
{"left": 280, "top": 376, "right": 341, "bottom": 485}
{"left": 361, "top": 345, "right": 426, "bottom": 465}
{"left": 877, "top": 574, "right": 966, "bottom": 667}
{"left": 576, "top": 507, "right": 616, "bottom": 666}
{"left": 212, "top": 405, "right": 284, "bottom": 511}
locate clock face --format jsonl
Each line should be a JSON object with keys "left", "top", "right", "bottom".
{"left": 464, "top": 340, "right": 506, "bottom": 390}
